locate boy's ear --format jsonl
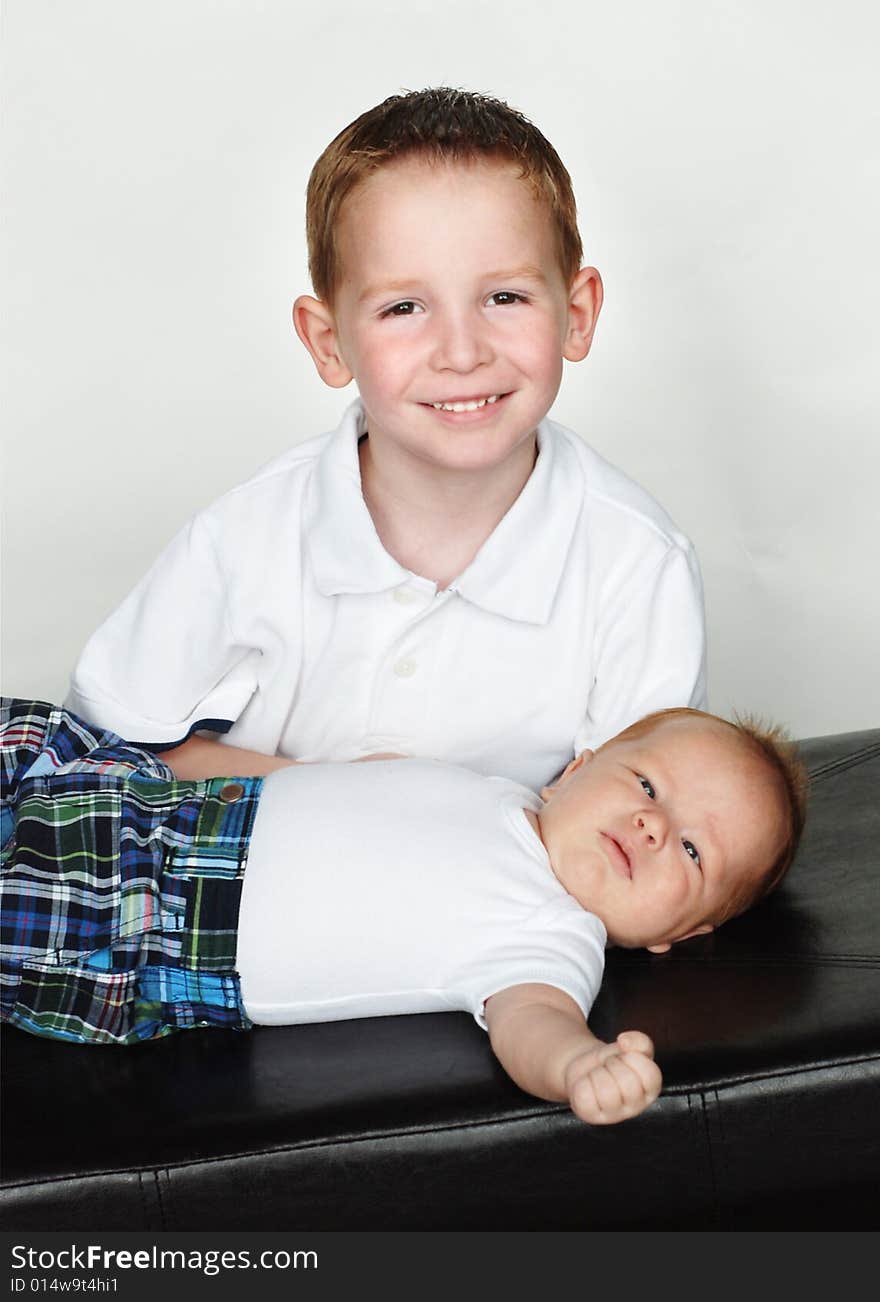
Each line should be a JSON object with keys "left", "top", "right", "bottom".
{"left": 646, "top": 923, "right": 714, "bottom": 955}
{"left": 293, "top": 295, "right": 353, "bottom": 388}
{"left": 562, "top": 266, "right": 603, "bottom": 363}
{"left": 539, "top": 749, "right": 593, "bottom": 801}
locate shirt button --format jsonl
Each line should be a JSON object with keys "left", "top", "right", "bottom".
{"left": 218, "top": 782, "right": 246, "bottom": 804}
{"left": 393, "top": 658, "right": 418, "bottom": 678}
{"left": 393, "top": 587, "right": 417, "bottom": 605}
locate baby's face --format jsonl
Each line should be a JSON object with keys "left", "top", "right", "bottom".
{"left": 536, "top": 717, "right": 785, "bottom": 951}
{"left": 322, "top": 155, "right": 598, "bottom": 477}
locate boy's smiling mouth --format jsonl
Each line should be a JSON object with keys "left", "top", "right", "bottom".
{"left": 601, "top": 832, "right": 633, "bottom": 880}
{"left": 430, "top": 394, "right": 501, "bottom": 413}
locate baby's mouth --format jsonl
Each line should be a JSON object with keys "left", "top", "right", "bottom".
{"left": 601, "top": 833, "right": 633, "bottom": 880}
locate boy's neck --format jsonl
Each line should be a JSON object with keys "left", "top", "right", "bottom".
{"left": 358, "top": 432, "right": 538, "bottom": 589}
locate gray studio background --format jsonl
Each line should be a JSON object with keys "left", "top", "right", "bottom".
{"left": 3, "top": 0, "right": 878, "bottom": 739}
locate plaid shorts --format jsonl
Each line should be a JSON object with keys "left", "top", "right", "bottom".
{"left": 1, "top": 699, "right": 264, "bottom": 1045}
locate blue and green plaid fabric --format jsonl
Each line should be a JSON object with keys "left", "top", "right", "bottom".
{"left": 1, "top": 699, "right": 263, "bottom": 1045}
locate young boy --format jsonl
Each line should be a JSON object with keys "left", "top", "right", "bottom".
{"left": 65, "top": 88, "right": 706, "bottom": 793}
{"left": 1, "top": 699, "right": 807, "bottom": 1126}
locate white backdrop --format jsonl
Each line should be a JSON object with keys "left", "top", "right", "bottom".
{"left": 3, "top": 0, "right": 879, "bottom": 739}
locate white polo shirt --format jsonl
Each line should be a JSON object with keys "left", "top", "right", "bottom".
{"left": 66, "top": 399, "right": 706, "bottom": 791}
{"left": 236, "top": 757, "right": 607, "bottom": 1030}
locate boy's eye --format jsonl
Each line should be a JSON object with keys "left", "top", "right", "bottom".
{"left": 638, "top": 775, "right": 656, "bottom": 799}
{"left": 487, "top": 291, "right": 525, "bottom": 306}
{"left": 682, "top": 840, "right": 701, "bottom": 867}
{"left": 381, "top": 301, "right": 421, "bottom": 317}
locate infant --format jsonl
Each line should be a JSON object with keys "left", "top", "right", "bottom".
{"left": 1, "top": 702, "right": 807, "bottom": 1125}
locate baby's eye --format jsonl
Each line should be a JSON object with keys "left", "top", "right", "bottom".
{"left": 682, "top": 840, "right": 701, "bottom": 867}
{"left": 487, "top": 291, "right": 525, "bottom": 307}
{"left": 638, "top": 775, "right": 656, "bottom": 799}
{"left": 381, "top": 300, "right": 422, "bottom": 318}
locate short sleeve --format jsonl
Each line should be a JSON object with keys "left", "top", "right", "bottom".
{"left": 573, "top": 540, "right": 707, "bottom": 755}
{"left": 467, "top": 902, "right": 607, "bottom": 1032}
{"left": 65, "top": 514, "right": 258, "bottom": 746}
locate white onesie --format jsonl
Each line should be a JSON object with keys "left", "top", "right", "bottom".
{"left": 236, "top": 758, "right": 606, "bottom": 1031}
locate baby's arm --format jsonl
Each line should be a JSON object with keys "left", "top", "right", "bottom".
{"left": 484, "top": 983, "right": 661, "bottom": 1125}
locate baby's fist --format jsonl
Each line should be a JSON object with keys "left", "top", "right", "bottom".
{"left": 566, "top": 1030, "right": 662, "bottom": 1125}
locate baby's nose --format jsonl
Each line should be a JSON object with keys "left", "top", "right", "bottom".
{"left": 634, "top": 809, "right": 667, "bottom": 849}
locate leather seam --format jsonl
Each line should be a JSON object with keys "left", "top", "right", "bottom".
{"left": 660, "top": 1049, "right": 880, "bottom": 1095}
{"left": 4, "top": 1056, "right": 878, "bottom": 1189}
{"left": 807, "top": 741, "right": 880, "bottom": 781}
{"left": 154, "top": 1168, "right": 168, "bottom": 1231}
{"left": 136, "top": 1169, "right": 151, "bottom": 1228}
{"left": 696, "top": 1090, "right": 721, "bottom": 1228}
{"left": 621, "top": 955, "right": 880, "bottom": 967}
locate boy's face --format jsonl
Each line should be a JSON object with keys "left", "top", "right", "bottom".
{"left": 295, "top": 156, "right": 600, "bottom": 477}
{"left": 535, "top": 717, "right": 786, "bottom": 952}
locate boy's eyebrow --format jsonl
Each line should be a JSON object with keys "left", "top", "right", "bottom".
{"left": 357, "top": 265, "right": 551, "bottom": 305}
{"left": 357, "top": 279, "right": 424, "bottom": 304}
{"left": 482, "top": 264, "right": 549, "bottom": 285}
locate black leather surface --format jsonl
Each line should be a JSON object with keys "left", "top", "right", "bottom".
{"left": 2, "top": 728, "right": 879, "bottom": 1230}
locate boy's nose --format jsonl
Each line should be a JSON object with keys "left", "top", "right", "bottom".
{"left": 633, "top": 809, "right": 667, "bottom": 850}
{"left": 430, "top": 311, "right": 494, "bottom": 372}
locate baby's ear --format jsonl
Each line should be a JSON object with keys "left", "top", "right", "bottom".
{"left": 647, "top": 923, "right": 714, "bottom": 955}
{"left": 539, "top": 750, "right": 593, "bottom": 801}
{"left": 292, "top": 295, "right": 353, "bottom": 388}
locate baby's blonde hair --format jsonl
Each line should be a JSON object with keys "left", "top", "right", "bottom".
{"left": 305, "top": 87, "right": 583, "bottom": 305}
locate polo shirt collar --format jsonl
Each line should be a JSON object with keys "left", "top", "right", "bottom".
{"left": 308, "top": 399, "right": 584, "bottom": 625}
{"left": 308, "top": 400, "right": 409, "bottom": 595}
{"left": 448, "top": 419, "right": 583, "bottom": 624}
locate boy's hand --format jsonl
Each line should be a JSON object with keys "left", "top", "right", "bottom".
{"left": 352, "top": 752, "right": 408, "bottom": 762}
{"left": 564, "top": 1030, "right": 661, "bottom": 1125}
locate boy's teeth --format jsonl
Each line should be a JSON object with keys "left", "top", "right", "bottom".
{"left": 432, "top": 395, "right": 499, "bottom": 412}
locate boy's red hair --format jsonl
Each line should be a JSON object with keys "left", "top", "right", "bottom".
{"left": 305, "top": 87, "right": 583, "bottom": 305}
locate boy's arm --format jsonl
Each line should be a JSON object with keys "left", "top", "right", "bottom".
{"left": 578, "top": 544, "right": 706, "bottom": 752}
{"left": 162, "top": 735, "right": 405, "bottom": 779}
{"left": 484, "top": 983, "right": 661, "bottom": 1125}
{"left": 161, "top": 735, "right": 296, "bottom": 779}
{"left": 66, "top": 515, "right": 257, "bottom": 746}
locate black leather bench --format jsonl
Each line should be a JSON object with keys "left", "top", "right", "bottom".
{"left": 2, "top": 727, "right": 878, "bottom": 1231}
